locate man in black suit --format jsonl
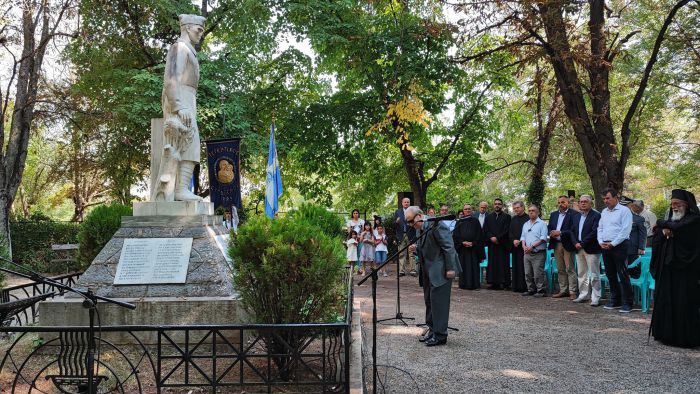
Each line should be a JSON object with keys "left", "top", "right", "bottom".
{"left": 548, "top": 195, "right": 581, "bottom": 299}
{"left": 394, "top": 197, "right": 417, "bottom": 276}
{"left": 571, "top": 195, "right": 602, "bottom": 306}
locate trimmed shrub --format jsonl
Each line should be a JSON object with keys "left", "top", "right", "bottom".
{"left": 11, "top": 220, "right": 80, "bottom": 273}
{"left": 229, "top": 211, "right": 347, "bottom": 379}
{"left": 285, "top": 203, "right": 344, "bottom": 240}
{"left": 77, "top": 204, "right": 132, "bottom": 269}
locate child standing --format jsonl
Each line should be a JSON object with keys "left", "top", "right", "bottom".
{"left": 359, "top": 222, "right": 375, "bottom": 275}
{"left": 374, "top": 224, "right": 389, "bottom": 277}
{"left": 345, "top": 231, "right": 359, "bottom": 273}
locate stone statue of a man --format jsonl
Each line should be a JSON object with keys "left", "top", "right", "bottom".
{"left": 151, "top": 14, "right": 206, "bottom": 202}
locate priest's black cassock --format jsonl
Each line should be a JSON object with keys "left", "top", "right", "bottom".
{"left": 650, "top": 189, "right": 700, "bottom": 348}
{"left": 509, "top": 213, "right": 529, "bottom": 293}
{"left": 484, "top": 211, "right": 511, "bottom": 289}
{"left": 453, "top": 216, "right": 485, "bottom": 289}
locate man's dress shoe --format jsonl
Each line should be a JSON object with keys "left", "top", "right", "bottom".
{"left": 424, "top": 337, "right": 447, "bottom": 347}
{"left": 418, "top": 332, "right": 434, "bottom": 343}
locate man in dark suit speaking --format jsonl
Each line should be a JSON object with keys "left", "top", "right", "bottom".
{"left": 407, "top": 206, "right": 460, "bottom": 347}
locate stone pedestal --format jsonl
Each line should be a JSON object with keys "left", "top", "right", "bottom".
{"left": 39, "top": 213, "right": 241, "bottom": 343}
{"left": 133, "top": 201, "right": 214, "bottom": 216}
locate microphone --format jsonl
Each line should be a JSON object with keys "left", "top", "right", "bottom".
{"left": 421, "top": 214, "right": 456, "bottom": 222}
{"left": 454, "top": 215, "right": 473, "bottom": 222}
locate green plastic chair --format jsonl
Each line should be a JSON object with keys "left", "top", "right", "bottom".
{"left": 629, "top": 255, "right": 651, "bottom": 313}
{"left": 480, "top": 247, "right": 488, "bottom": 283}
{"left": 599, "top": 255, "right": 609, "bottom": 299}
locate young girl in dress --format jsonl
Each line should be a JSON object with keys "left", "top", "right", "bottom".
{"left": 374, "top": 224, "right": 389, "bottom": 277}
{"left": 359, "top": 222, "right": 375, "bottom": 275}
{"left": 347, "top": 209, "right": 365, "bottom": 274}
{"left": 345, "top": 230, "right": 359, "bottom": 273}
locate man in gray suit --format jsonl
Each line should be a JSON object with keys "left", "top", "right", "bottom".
{"left": 407, "top": 206, "right": 460, "bottom": 347}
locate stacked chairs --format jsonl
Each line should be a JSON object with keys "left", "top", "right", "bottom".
{"left": 546, "top": 252, "right": 557, "bottom": 293}
{"left": 599, "top": 254, "right": 652, "bottom": 313}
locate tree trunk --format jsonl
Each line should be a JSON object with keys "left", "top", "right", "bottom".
{"left": 72, "top": 195, "right": 86, "bottom": 222}
{"left": 0, "top": 193, "right": 13, "bottom": 255}
{"left": 536, "top": 1, "right": 688, "bottom": 209}
{"left": 0, "top": 0, "right": 72, "bottom": 256}
{"left": 399, "top": 146, "right": 426, "bottom": 209}
{"left": 538, "top": 3, "right": 613, "bottom": 209}
{"left": 18, "top": 187, "right": 30, "bottom": 219}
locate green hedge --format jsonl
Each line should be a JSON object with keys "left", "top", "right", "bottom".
{"left": 10, "top": 221, "right": 80, "bottom": 273}
{"left": 78, "top": 203, "right": 132, "bottom": 270}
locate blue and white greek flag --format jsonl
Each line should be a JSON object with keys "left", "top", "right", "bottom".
{"left": 265, "top": 123, "right": 283, "bottom": 218}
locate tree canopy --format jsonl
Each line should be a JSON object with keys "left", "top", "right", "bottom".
{"left": 4, "top": 0, "right": 698, "bottom": 226}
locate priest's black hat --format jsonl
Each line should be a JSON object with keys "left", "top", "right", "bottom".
{"left": 670, "top": 189, "right": 698, "bottom": 214}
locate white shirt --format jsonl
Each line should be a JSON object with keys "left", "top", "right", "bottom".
{"left": 478, "top": 213, "right": 486, "bottom": 227}
{"left": 555, "top": 209, "right": 568, "bottom": 240}
{"left": 578, "top": 210, "right": 589, "bottom": 241}
{"left": 346, "top": 219, "right": 364, "bottom": 234}
{"left": 597, "top": 203, "right": 632, "bottom": 247}
{"left": 374, "top": 233, "right": 388, "bottom": 252}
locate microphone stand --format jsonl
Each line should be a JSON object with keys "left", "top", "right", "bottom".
{"left": 357, "top": 221, "right": 442, "bottom": 394}
{"left": 376, "top": 235, "right": 416, "bottom": 326}
{"left": 0, "top": 257, "right": 135, "bottom": 394}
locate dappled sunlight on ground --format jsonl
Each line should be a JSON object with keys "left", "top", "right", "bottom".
{"left": 626, "top": 318, "right": 650, "bottom": 324}
{"left": 597, "top": 327, "right": 636, "bottom": 334}
{"left": 356, "top": 276, "right": 700, "bottom": 393}
{"left": 501, "top": 369, "right": 539, "bottom": 380}
{"left": 378, "top": 325, "right": 422, "bottom": 336}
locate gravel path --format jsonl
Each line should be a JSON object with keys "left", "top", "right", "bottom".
{"left": 355, "top": 274, "right": 700, "bottom": 393}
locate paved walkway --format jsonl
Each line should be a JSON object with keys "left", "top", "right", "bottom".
{"left": 355, "top": 273, "right": 700, "bottom": 393}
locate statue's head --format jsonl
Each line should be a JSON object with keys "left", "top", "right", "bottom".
{"left": 178, "top": 14, "right": 206, "bottom": 45}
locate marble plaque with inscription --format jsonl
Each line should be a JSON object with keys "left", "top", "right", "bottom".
{"left": 114, "top": 238, "right": 193, "bottom": 285}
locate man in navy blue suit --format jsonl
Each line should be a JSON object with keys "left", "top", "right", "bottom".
{"left": 548, "top": 195, "right": 581, "bottom": 299}
{"left": 571, "top": 195, "right": 602, "bottom": 306}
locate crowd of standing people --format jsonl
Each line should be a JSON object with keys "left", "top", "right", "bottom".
{"left": 346, "top": 188, "right": 699, "bottom": 348}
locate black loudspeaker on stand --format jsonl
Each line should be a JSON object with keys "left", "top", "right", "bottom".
{"left": 0, "top": 257, "right": 135, "bottom": 394}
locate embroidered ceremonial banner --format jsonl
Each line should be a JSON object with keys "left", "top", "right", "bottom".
{"left": 205, "top": 138, "right": 242, "bottom": 210}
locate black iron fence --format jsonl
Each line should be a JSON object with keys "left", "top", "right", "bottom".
{"left": 1, "top": 272, "right": 82, "bottom": 326}
{"left": 0, "top": 269, "right": 353, "bottom": 393}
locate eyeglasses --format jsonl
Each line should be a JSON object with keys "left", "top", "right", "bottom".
{"left": 406, "top": 219, "right": 415, "bottom": 225}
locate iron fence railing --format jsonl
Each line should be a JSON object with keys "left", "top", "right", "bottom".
{"left": 0, "top": 268, "right": 353, "bottom": 394}
{"left": 0, "top": 272, "right": 82, "bottom": 326}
